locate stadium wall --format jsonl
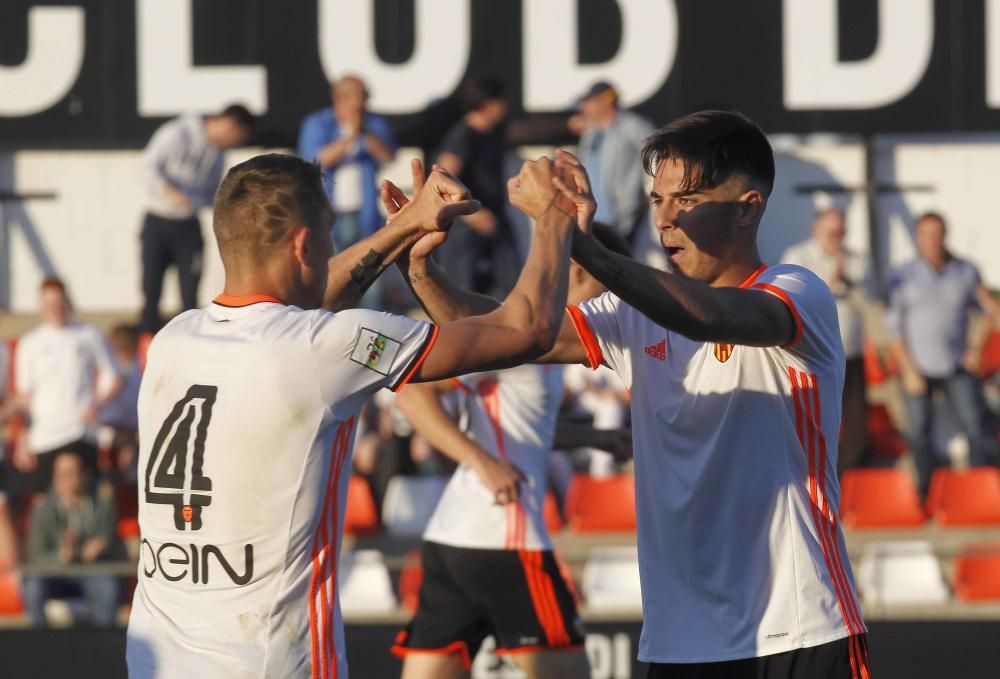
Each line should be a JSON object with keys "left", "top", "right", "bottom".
{"left": 2, "top": 136, "right": 1000, "bottom": 314}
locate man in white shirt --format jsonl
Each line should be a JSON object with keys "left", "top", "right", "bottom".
{"left": 140, "top": 104, "right": 255, "bottom": 333}
{"left": 126, "top": 152, "right": 578, "bottom": 679}
{"left": 400, "top": 112, "right": 869, "bottom": 679}
{"left": 13, "top": 279, "right": 122, "bottom": 492}
{"left": 782, "top": 208, "right": 872, "bottom": 472}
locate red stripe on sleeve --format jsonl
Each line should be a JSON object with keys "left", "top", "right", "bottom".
{"left": 566, "top": 306, "right": 604, "bottom": 370}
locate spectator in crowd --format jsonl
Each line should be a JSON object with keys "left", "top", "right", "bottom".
{"left": 571, "top": 81, "right": 654, "bottom": 244}
{"left": 140, "top": 103, "right": 255, "bottom": 333}
{"left": 435, "top": 78, "right": 518, "bottom": 294}
{"left": 297, "top": 74, "right": 397, "bottom": 252}
{"left": 98, "top": 325, "right": 142, "bottom": 479}
{"left": 23, "top": 451, "right": 120, "bottom": 627}
{"left": 12, "top": 279, "right": 122, "bottom": 493}
{"left": 782, "top": 207, "right": 872, "bottom": 472}
{"left": 886, "top": 212, "right": 1000, "bottom": 497}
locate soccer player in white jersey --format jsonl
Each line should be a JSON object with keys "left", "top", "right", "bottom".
{"left": 398, "top": 111, "right": 870, "bottom": 679}
{"left": 390, "top": 222, "right": 632, "bottom": 679}
{"left": 125, "top": 152, "right": 579, "bottom": 679}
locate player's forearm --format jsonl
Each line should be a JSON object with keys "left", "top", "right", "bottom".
{"left": 395, "top": 385, "right": 491, "bottom": 468}
{"left": 323, "top": 218, "right": 426, "bottom": 311}
{"left": 887, "top": 337, "right": 921, "bottom": 377}
{"left": 492, "top": 207, "right": 575, "bottom": 352}
{"left": 398, "top": 256, "right": 500, "bottom": 322}
{"left": 571, "top": 230, "right": 728, "bottom": 341}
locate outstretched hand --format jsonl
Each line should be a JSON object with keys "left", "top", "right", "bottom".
{"left": 382, "top": 159, "right": 471, "bottom": 260}
{"left": 381, "top": 158, "right": 480, "bottom": 232}
{"left": 552, "top": 148, "right": 596, "bottom": 233}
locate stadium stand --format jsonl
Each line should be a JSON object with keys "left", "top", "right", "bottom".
{"left": 0, "top": 561, "right": 24, "bottom": 616}
{"left": 381, "top": 476, "right": 448, "bottom": 537}
{"left": 926, "top": 468, "right": 1000, "bottom": 526}
{"left": 581, "top": 546, "right": 642, "bottom": 611}
{"left": 840, "top": 468, "right": 926, "bottom": 528}
{"left": 339, "top": 550, "right": 398, "bottom": 614}
{"left": 954, "top": 546, "right": 1000, "bottom": 601}
{"left": 564, "top": 474, "right": 637, "bottom": 532}
{"left": 344, "top": 476, "right": 380, "bottom": 536}
{"left": 543, "top": 491, "right": 564, "bottom": 532}
{"left": 866, "top": 404, "right": 907, "bottom": 459}
{"left": 857, "top": 541, "right": 949, "bottom": 606}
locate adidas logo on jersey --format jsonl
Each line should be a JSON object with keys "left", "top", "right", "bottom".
{"left": 644, "top": 340, "right": 666, "bottom": 361}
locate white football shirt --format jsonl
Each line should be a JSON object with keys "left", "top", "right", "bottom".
{"left": 422, "top": 364, "right": 564, "bottom": 551}
{"left": 126, "top": 295, "right": 436, "bottom": 679}
{"left": 571, "top": 264, "right": 866, "bottom": 663}
{"left": 15, "top": 321, "right": 119, "bottom": 453}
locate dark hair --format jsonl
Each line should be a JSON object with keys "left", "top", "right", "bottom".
{"left": 641, "top": 110, "right": 775, "bottom": 195}
{"left": 591, "top": 222, "right": 631, "bottom": 258}
{"left": 213, "top": 154, "right": 330, "bottom": 263}
{"left": 109, "top": 324, "right": 139, "bottom": 355}
{"left": 217, "top": 103, "right": 255, "bottom": 132}
{"left": 916, "top": 211, "right": 947, "bottom": 228}
{"left": 39, "top": 277, "right": 66, "bottom": 294}
{"left": 462, "top": 78, "right": 506, "bottom": 113}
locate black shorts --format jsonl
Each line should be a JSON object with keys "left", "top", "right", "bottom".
{"left": 647, "top": 634, "right": 871, "bottom": 679}
{"left": 392, "top": 541, "right": 585, "bottom": 669}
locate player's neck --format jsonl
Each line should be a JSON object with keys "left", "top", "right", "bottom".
{"left": 710, "top": 252, "right": 765, "bottom": 288}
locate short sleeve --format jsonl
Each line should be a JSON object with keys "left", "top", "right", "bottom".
{"left": 310, "top": 308, "right": 437, "bottom": 411}
{"left": 749, "top": 264, "right": 843, "bottom": 367}
{"left": 13, "top": 335, "right": 33, "bottom": 396}
{"left": 570, "top": 292, "right": 631, "bottom": 381}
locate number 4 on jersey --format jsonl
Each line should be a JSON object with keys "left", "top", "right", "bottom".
{"left": 145, "top": 385, "right": 217, "bottom": 531}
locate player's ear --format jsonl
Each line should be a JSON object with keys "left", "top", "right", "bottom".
{"left": 291, "top": 225, "right": 311, "bottom": 267}
{"left": 736, "top": 190, "right": 765, "bottom": 227}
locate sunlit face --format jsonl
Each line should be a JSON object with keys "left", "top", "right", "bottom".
{"left": 915, "top": 216, "right": 947, "bottom": 264}
{"left": 40, "top": 286, "right": 70, "bottom": 326}
{"left": 333, "top": 78, "right": 367, "bottom": 117}
{"left": 649, "top": 158, "right": 755, "bottom": 285}
{"left": 813, "top": 209, "right": 846, "bottom": 255}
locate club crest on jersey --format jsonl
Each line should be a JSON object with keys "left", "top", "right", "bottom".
{"left": 714, "top": 343, "right": 734, "bottom": 363}
{"left": 351, "top": 328, "right": 402, "bottom": 375}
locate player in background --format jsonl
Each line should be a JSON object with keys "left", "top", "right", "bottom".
{"left": 389, "top": 217, "right": 632, "bottom": 679}
{"left": 397, "top": 112, "right": 869, "bottom": 679}
{"left": 126, "top": 152, "right": 578, "bottom": 679}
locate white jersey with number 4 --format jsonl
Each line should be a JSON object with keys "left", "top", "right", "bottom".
{"left": 570, "top": 264, "right": 867, "bottom": 664}
{"left": 422, "top": 364, "right": 564, "bottom": 551}
{"left": 126, "top": 294, "right": 436, "bottom": 679}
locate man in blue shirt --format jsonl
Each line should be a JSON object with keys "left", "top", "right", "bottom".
{"left": 885, "top": 212, "right": 1000, "bottom": 496}
{"left": 297, "top": 75, "right": 397, "bottom": 252}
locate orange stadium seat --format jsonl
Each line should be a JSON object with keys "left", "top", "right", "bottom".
{"left": 839, "top": 469, "right": 926, "bottom": 528}
{"left": 137, "top": 332, "right": 154, "bottom": 371}
{"left": 926, "top": 468, "right": 1000, "bottom": 526}
{"left": 0, "top": 561, "right": 24, "bottom": 616}
{"left": 954, "top": 547, "right": 1000, "bottom": 601}
{"left": 862, "top": 338, "right": 892, "bottom": 385}
{"left": 543, "top": 492, "right": 564, "bottom": 532}
{"left": 979, "top": 330, "right": 1000, "bottom": 379}
{"left": 117, "top": 517, "right": 141, "bottom": 541}
{"left": 398, "top": 550, "right": 423, "bottom": 613}
{"left": 344, "top": 476, "right": 379, "bottom": 536}
{"left": 867, "top": 404, "right": 907, "bottom": 458}
{"left": 564, "top": 474, "right": 636, "bottom": 532}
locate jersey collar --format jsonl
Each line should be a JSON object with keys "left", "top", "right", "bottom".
{"left": 738, "top": 263, "right": 768, "bottom": 289}
{"left": 212, "top": 293, "right": 284, "bottom": 308}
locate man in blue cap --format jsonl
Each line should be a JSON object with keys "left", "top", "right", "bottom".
{"left": 572, "top": 81, "right": 654, "bottom": 244}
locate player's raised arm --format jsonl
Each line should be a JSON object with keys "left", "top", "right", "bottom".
{"left": 390, "top": 161, "right": 594, "bottom": 367}
{"left": 407, "top": 157, "right": 579, "bottom": 381}
{"left": 555, "top": 148, "right": 797, "bottom": 348}
{"left": 322, "top": 165, "right": 480, "bottom": 311}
